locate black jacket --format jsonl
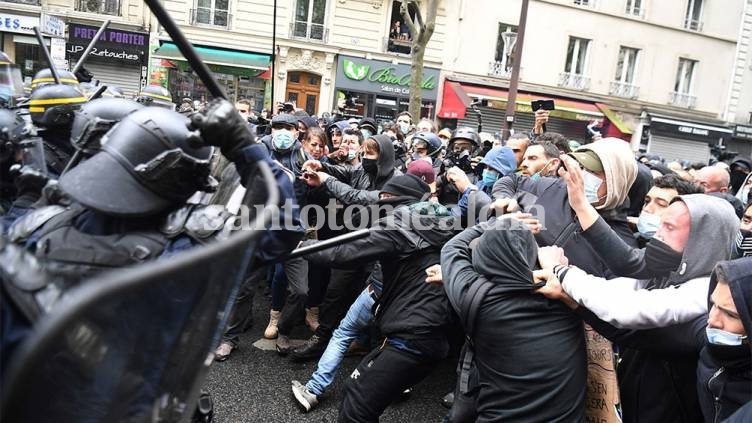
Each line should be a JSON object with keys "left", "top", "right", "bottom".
{"left": 304, "top": 202, "right": 458, "bottom": 354}
{"left": 492, "top": 173, "right": 637, "bottom": 277}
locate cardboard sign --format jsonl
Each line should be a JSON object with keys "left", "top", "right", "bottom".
{"left": 584, "top": 324, "right": 622, "bottom": 423}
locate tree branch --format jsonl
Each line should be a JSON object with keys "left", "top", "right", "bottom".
{"left": 400, "top": 0, "right": 419, "bottom": 40}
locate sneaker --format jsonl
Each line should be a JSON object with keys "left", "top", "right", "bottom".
{"left": 276, "top": 334, "right": 292, "bottom": 355}
{"left": 291, "top": 380, "right": 318, "bottom": 412}
{"left": 305, "top": 307, "right": 320, "bottom": 332}
{"left": 264, "top": 310, "right": 281, "bottom": 339}
{"left": 214, "top": 342, "right": 235, "bottom": 362}
{"left": 441, "top": 392, "right": 454, "bottom": 409}
{"left": 290, "top": 334, "right": 326, "bottom": 362}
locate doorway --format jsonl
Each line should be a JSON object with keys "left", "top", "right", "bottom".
{"left": 286, "top": 71, "right": 321, "bottom": 115}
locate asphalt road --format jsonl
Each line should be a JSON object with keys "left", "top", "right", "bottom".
{"left": 203, "top": 284, "right": 458, "bottom": 422}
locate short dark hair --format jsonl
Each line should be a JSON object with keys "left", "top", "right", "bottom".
{"left": 652, "top": 173, "right": 703, "bottom": 195}
{"left": 397, "top": 111, "right": 412, "bottom": 122}
{"left": 509, "top": 132, "right": 530, "bottom": 142}
{"left": 343, "top": 127, "right": 364, "bottom": 144}
{"left": 381, "top": 122, "right": 405, "bottom": 142}
{"left": 535, "top": 132, "right": 571, "bottom": 153}
{"left": 528, "top": 141, "right": 560, "bottom": 160}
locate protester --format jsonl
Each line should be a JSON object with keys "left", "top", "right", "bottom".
{"left": 505, "top": 132, "right": 530, "bottom": 168}
{"left": 519, "top": 141, "right": 561, "bottom": 178}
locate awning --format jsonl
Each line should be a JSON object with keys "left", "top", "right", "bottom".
{"left": 650, "top": 116, "right": 733, "bottom": 134}
{"left": 439, "top": 80, "right": 602, "bottom": 121}
{"left": 595, "top": 103, "right": 632, "bottom": 135}
{"left": 152, "top": 42, "right": 270, "bottom": 71}
{"left": 437, "top": 81, "right": 470, "bottom": 119}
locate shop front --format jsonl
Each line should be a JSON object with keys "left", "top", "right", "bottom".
{"left": 644, "top": 114, "right": 733, "bottom": 164}
{"left": 151, "top": 42, "right": 270, "bottom": 110}
{"left": 728, "top": 124, "right": 752, "bottom": 158}
{"left": 332, "top": 55, "right": 440, "bottom": 122}
{"left": 1, "top": 13, "right": 63, "bottom": 84}
{"left": 66, "top": 23, "right": 149, "bottom": 97}
{"left": 437, "top": 79, "right": 631, "bottom": 143}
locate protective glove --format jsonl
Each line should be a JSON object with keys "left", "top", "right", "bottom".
{"left": 10, "top": 164, "right": 49, "bottom": 196}
{"left": 188, "top": 98, "right": 254, "bottom": 160}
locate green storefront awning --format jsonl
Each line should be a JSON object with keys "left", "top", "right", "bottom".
{"left": 152, "top": 42, "right": 270, "bottom": 74}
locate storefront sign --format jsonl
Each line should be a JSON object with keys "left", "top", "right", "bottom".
{"left": 41, "top": 13, "right": 65, "bottom": 37}
{"left": 50, "top": 37, "right": 68, "bottom": 70}
{"left": 335, "top": 55, "right": 440, "bottom": 100}
{"left": 1, "top": 14, "right": 38, "bottom": 34}
{"left": 734, "top": 124, "right": 752, "bottom": 141}
{"left": 650, "top": 116, "right": 732, "bottom": 143}
{"left": 66, "top": 23, "right": 148, "bottom": 64}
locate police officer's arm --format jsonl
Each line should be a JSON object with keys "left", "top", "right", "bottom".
{"left": 302, "top": 220, "right": 404, "bottom": 267}
{"left": 320, "top": 162, "right": 354, "bottom": 184}
{"left": 322, "top": 178, "right": 379, "bottom": 206}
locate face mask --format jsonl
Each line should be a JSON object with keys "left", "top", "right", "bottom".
{"left": 644, "top": 238, "right": 684, "bottom": 277}
{"left": 637, "top": 211, "right": 661, "bottom": 238}
{"left": 737, "top": 229, "right": 752, "bottom": 257}
{"left": 398, "top": 122, "right": 409, "bottom": 134}
{"left": 272, "top": 129, "right": 295, "bottom": 151}
{"left": 362, "top": 158, "right": 378, "bottom": 175}
{"left": 706, "top": 327, "right": 748, "bottom": 346}
{"left": 360, "top": 129, "right": 373, "bottom": 139}
{"left": 582, "top": 170, "right": 604, "bottom": 204}
{"left": 482, "top": 169, "right": 499, "bottom": 187}
{"left": 740, "top": 187, "right": 750, "bottom": 203}
{"left": 347, "top": 147, "right": 357, "bottom": 161}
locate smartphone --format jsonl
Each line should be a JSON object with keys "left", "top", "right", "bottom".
{"left": 531, "top": 99, "right": 555, "bottom": 112}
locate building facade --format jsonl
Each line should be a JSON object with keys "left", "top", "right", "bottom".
{"left": 1, "top": 0, "right": 152, "bottom": 96}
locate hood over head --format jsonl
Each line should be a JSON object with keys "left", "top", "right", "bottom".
{"left": 325, "top": 120, "right": 351, "bottom": 150}
{"left": 481, "top": 146, "right": 517, "bottom": 176}
{"left": 472, "top": 225, "right": 537, "bottom": 291}
{"left": 575, "top": 138, "right": 637, "bottom": 210}
{"left": 664, "top": 194, "right": 739, "bottom": 285}
{"left": 371, "top": 134, "right": 396, "bottom": 180}
{"left": 707, "top": 257, "right": 752, "bottom": 353}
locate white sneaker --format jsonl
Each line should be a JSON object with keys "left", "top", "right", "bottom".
{"left": 291, "top": 380, "right": 318, "bottom": 412}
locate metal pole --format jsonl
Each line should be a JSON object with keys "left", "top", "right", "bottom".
{"left": 72, "top": 20, "right": 110, "bottom": 75}
{"left": 32, "top": 27, "right": 59, "bottom": 84}
{"left": 503, "top": 0, "right": 529, "bottom": 139}
{"left": 143, "top": 0, "right": 227, "bottom": 99}
{"left": 285, "top": 229, "right": 370, "bottom": 259}
{"left": 270, "top": 0, "right": 277, "bottom": 109}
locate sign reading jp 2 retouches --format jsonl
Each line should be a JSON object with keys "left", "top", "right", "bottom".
{"left": 336, "top": 55, "right": 440, "bottom": 100}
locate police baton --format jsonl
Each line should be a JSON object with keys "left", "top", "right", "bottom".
{"left": 32, "top": 27, "right": 59, "bottom": 84}
{"left": 71, "top": 20, "right": 110, "bottom": 75}
{"left": 285, "top": 229, "right": 370, "bottom": 260}
{"left": 144, "top": 0, "right": 227, "bottom": 100}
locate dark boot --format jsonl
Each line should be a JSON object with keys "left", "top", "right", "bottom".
{"left": 289, "top": 334, "right": 327, "bottom": 362}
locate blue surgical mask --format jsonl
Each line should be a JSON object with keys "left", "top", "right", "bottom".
{"left": 637, "top": 211, "right": 661, "bottom": 238}
{"left": 398, "top": 122, "right": 409, "bottom": 134}
{"left": 482, "top": 169, "right": 499, "bottom": 187}
{"left": 706, "top": 327, "right": 748, "bottom": 346}
{"left": 582, "top": 170, "right": 604, "bottom": 204}
{"left": 347, "top": 147, "right": 357, "bottom": 161}
{"left": 530, "top": 172, "right": 541, "bottom": 181}
{"left": 272, "top": 129, "right": 295, "bottom": 151}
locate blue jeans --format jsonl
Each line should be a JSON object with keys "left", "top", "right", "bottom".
{"left": 306, "top": 286, "right": 374, "bottom": 396}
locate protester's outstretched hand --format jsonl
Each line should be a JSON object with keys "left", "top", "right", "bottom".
{"left": 532, "top": 269, "right": 578, "bottom": 309}
{"left": 188, "top": 98, "right": 253, "bottom": 159}
{"left": 299, "top": 170, "right": 329, "bottom": 187}
{"left": 558, "top": 154, "right": 599, "bottom": 230}
{"left": 446, "top": 166, "right": 473, "bottom": 192}
{"left": 302, "top": 160, "right": 322, "bottom": 172}
{"left": 490, "top": 197, "right": 519, "bottom": 214}
{"left": 425, "top": 264, "right": 443, "bottom": 285}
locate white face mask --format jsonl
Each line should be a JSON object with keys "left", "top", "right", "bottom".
{"left": 582, "top": 170, "right": 604, "bottom": 204}
{"left": 637, "top": 211, "right": 661, "bottom": 238}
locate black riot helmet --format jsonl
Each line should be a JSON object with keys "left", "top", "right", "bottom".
{"left": 30, "top": 68, "right": 80, "bottom": 90}
{"left": 0, "top": 108, "right": 29, "bottom": 162}
{"left": 28, "top": 84, "right": 87, "bottom": 129}
{"left": 69, "top": 98, "right": 144, "bottom": 155}
{"left": 448, "top": 127, "right": 481, "bottom": 150}
{"left": 135, "top": 85, "right": 175, "bottom": 110}
{"left": 411, "top": 131, "right": 443, "bottom": 157}
{"left": 59, "top": 107, "right": 216, "bottom": 217}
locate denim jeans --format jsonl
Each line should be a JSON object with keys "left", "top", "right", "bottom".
{"left": 306, "top": 286, "right": 374, "bottom": 396}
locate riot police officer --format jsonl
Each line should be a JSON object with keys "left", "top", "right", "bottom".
{"left": 436, "top": 127, "right": 481, "bottom": 205}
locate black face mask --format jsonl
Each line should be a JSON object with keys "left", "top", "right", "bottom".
{"left": 706, "top": 342, "right": 752, "bottom": 364}
{"left": 645, "top": 238, "right": 684, "bottom": 277}
{"left": 362, "top": 158, "right": 378, "bottom": 176}
{"left": 730, "top": 170, "right": 748, "bottom": 193}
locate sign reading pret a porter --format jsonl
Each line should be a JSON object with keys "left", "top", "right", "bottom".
{"left": 66, "top": 23, "right": 148, "bottom": 64}
{"left": 335, "top": 55, "right": 440, "bottom": 100}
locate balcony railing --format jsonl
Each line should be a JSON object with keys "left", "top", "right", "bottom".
{"left": 558, "top": 72, "right": 590, "bottom": 91}
{"left": 76, "top": 0, "right": 121, "bottom": 15}
{"left": 669, "top": 91, "right": 697, "bottom": 109}
{"left": 488, "top": 61, "right": 512, "bottom": 79}
{"left": 5, "top": 0, "right": 40, "bottom": 4}
{"left": 386, "top": 36, "right": 412, "bottom": 55}
{"left": 683, "top": 18, "right": 703, "bottom": 31}
{"left": 289, "top": 22, "right": 328, "bottom": 43}
{"left": 190, "top": 8, "right": 232, "bottom": 29}
{"left": 609, "top": 81, "right": 640, "bottom": 99}
{"left": 625, "top": 6, "right": 646, "bottom": 18}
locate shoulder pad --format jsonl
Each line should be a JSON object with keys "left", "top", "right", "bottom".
{"left": 185, "top": 205, "right": 233, "bottom": 242}
{"left": 161, "top": 204, "right": 195, "bottom": 237}
{"left": 8, "top": 205, "right": 66, "bottom": 243}
{"left": 0, "top": 241, "right": 50, "bottom": 291}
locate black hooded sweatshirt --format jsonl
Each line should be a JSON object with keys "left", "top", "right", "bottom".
{"left": 320, "top": 134, "right": 400, "bottom": 205}
{"left": 442, "top": 219, "right": 587, "bottom": 422}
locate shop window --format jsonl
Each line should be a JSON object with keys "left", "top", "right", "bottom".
{"left": 191, "top": 0, "right": 232, "bottom": 29}
{"left": 292, "top": 0, "right": 327, "bottom": 41}
{"left": 684, "top": 0, "right": 703, "bottom": 31}
{"left": 387, "top": 0, "right": 417, "bottom": 55}
{"left": 76, "top": 0, "right": 121, "bottom": 15}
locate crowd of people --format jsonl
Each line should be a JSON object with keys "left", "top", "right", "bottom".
{"left": 1, "top": 47, "right": 752, "bottom": 422}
